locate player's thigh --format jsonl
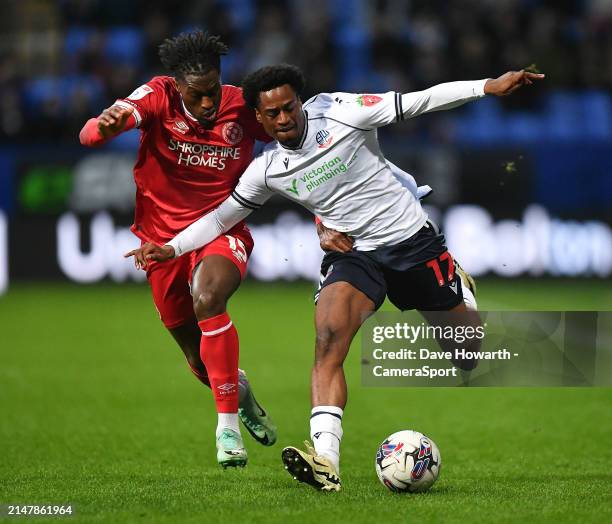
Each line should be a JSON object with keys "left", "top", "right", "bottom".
{"left": 146, "top": 256, "right": 196, "bottom": 329}
{"left": 315, "top": 255, "right": 383, "bottom": 360}
{"left": 191, "top": 255, "right": 242, "bottom": 304}
{"left": 316, "top": 281, "right": 376, "bottom": 342}
{"left": 386, "top": 251, "right": 464, "bottom": 311}
{"left": 315, "top": 252, "right": 387, "bottom": 312}
{"left": 190, "top": 226, "right": 254, "bottom": 303}
{"left": 419, "top": 303, "right": 481, "bottom": 370}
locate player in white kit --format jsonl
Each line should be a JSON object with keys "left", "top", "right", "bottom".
{"left": 126, "top": 64, "right": 543, "bottom": 491}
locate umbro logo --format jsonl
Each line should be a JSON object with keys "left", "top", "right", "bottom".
{"left": 172, "top": 119, "right": 189, "bottom": 134}
{"left": 217, "top": 383, "right": 236, "bottom": 394}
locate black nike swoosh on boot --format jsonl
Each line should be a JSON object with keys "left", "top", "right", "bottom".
{"left": 313, "top": 470, "right": 340, "bottom": 484}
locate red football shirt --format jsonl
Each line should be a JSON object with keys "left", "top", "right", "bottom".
{"left": 114, "top": 76, "right": 270, "bottom": 244}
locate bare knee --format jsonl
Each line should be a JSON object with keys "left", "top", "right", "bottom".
{"left": 193, "top": 288, "right": 227, "bottom": 320}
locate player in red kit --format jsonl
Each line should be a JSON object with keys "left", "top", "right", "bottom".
{"left": 79, "top": 30, "right": 276, "bottom": 468}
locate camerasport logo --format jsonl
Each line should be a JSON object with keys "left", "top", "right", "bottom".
{"left": 356, "top": 94, "right": 382, "bottom": 107}
{"left": 222, "top": 122, "right": 244, "bottom": 145}
{"left": 316, "top": 129, "right": 333, "bottom": 148}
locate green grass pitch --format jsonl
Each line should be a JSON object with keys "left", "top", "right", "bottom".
{"left": 1, "top": 279, "right": 611, "bottom": 523}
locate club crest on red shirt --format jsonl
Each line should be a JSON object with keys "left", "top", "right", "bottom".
{"left": 222, "top": 122, "right": 244, "bottom": 145}
{"left": 356, "top": 94, "right": 382, "bottom": 107}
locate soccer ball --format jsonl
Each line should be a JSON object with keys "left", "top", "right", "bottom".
{"left": 375, "top": 430, "right": 441, "bottom": 493}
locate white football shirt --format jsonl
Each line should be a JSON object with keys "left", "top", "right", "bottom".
{"left": 168, "top": 80, "right": 487, "bottom": 256}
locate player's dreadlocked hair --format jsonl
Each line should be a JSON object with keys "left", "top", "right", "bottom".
{"left": 242, "top": 64, "right": 306, "bottom": 109}
{"left": 158, "top": 30, "right": 228, "bottom": 78}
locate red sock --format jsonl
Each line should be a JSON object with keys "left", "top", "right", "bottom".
{"left": 198, "top": 312, "right": 239, "bottom": 413}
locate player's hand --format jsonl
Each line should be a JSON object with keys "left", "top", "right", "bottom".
{"left": 124, "top": 243, "right": 175, "bottom": 270}
{"left": 484, "top": 70, "right": 545, "bottom": 97}
{"left": 97, "top": 105, "right": 134, "bottom": 138}
{"left": 317, "top": 222, "right": 353, "bottom": 253}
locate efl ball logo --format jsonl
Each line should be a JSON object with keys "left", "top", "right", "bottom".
{"left": 222, "top": 122, "right": 244, "bottom": 145}
{"left": 357, "top": 94, "right": 382, "bottom": 107}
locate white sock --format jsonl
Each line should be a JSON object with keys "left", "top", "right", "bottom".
{"left": 310, "top": 405, "right": 343, "bottom": 472}
{"left": 216, "top": 413, "right": 240, "bottom": 438}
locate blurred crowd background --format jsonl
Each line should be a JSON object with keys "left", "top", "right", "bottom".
{"left": 0, "top": 0, "right": 610, "bottom": 290}
{"left": 2, "top": 0, "right": 612, "bottom": 142}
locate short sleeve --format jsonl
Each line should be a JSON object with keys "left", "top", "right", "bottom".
{"left": 114, "top": 77, "right": 166, "bottom": 128}
{"left": 326, "top": 91, "right": 401, "bottom": 130}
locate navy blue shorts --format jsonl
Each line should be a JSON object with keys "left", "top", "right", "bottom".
{"left": 315, "top": 221, "right": 464, "bottom": 311}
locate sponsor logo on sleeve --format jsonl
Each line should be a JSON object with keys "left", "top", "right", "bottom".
{"left": 356, "top": 94, "right": 382, "bottom": 107}
{"left": 127, "top": 84, "right": 153, "bottom": 101}
{"left": 222, "top": 122, "right": 244, "bottom": 145}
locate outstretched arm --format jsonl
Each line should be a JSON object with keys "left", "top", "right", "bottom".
{"left": 168, "top": 198, "right": 252, "bottom": 257}
{"left": 125, "top": 197, "right": 253, "bottom": 269}
{"left": 125, "top": 154, "right": 274, "bottom": 268}
{"left": 337, "top": 70, "right": 544, "bottom": 129}
{"left": 401, "top": 70, "right": 545, "bottom": 118}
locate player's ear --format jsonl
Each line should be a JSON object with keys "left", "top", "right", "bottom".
{"left": 255, "top": 109, "right": 262, "bottom": 123}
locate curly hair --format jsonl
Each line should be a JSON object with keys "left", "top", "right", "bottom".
{"left": 158, "top": 30, "right": 228, "bottom": 78}
{"left": 241, "top": 64, "right": 306, "bottom": 109}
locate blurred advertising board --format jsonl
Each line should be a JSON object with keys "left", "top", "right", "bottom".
{"left": 0, "top": 145, "right": 610, "bottom": 293}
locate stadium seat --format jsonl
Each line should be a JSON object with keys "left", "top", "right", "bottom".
{"left": 64, "top": 26, "right": 97, "bottom": 57}
{"left": 104, "top": 27, "right": 144, "bottom": 65}
{"left": 581, "top": 91, "right": 612, "bottom": 140}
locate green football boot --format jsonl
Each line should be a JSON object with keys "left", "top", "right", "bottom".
{"left": 238, "top": 370, "right": 277, "bottom": 446}
{"left": 216, "top": 428, "right": 247, "bottom": 469}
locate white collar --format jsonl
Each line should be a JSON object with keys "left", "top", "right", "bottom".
{"left": 181, "top": 99, "right": 199, "bottom": 122}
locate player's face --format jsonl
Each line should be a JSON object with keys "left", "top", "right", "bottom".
{"left": 255, "top": 84, "right": 304, "bottom": 148}
{"left": 176, "top": 70, "right": 222, "bottom": 127}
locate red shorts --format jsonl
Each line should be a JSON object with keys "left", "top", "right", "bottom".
{"left": 145, "top": 222, "right": 254, "bottom": 329}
